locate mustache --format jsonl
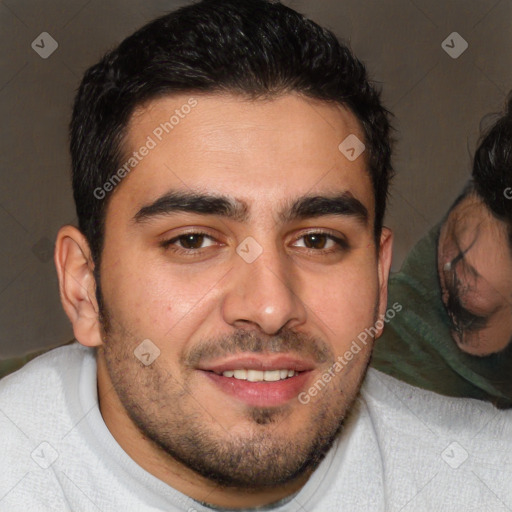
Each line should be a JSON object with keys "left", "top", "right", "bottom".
{"left": 182, "top": 329, "right": 333, "bottom": 368}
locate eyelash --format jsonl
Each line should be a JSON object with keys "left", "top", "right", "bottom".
{"left": 292, "top": 232, "right": 349, "bottom": 253}
{"left": 160, "top": 232, "right": 216, "bottom": 254}
{"left": 160, "top": 231, "right": 349, "bottom": 255}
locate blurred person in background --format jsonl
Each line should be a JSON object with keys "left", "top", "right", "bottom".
{"left": 373, "top": 95, "right": 512, "bottom": 408}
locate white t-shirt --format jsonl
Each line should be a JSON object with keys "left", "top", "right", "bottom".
{"left": 0, "top": 343, "right": 511, "bottom": 511}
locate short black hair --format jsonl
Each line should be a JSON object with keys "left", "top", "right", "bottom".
{"left": 70, "top": 0, "right": 393, "bottom": 266}
{"left": 472, "top": 94, "right": 512, "bottom": 222}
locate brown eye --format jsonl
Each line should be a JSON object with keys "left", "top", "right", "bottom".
{"left": 179, "top": 234, "right": 206, "bottom": 249}
{"left": 291, "top": 232, "right": 348, "bottom": 252}
{"left": 161, "top": 232, "right": 217, "bottom": 252}
{"left": 303, "top": 233, "right": 329, "bottom": 249}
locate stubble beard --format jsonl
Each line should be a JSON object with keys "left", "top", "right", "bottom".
{"left": 97, "top": 286, "right": 374, "bottom": 491}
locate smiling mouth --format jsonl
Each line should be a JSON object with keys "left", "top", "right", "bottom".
{"left": 196, "top": 353, "right": 317, "bottom": 406}
{"left": 200, "top": 367, "right": 314, "bottom": 407}
{"left": 210, "top": 368, "right": 300, "bottom": 381}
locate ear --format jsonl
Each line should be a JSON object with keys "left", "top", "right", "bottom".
{"left": 375, "top": 227, "right": 393, "bottom": 338}
{"left": 54, "top": 225, "right": 103, "bottom": 347}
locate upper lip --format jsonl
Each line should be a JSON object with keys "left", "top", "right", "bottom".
{"left": 197, "top": 354, "right": 317, "bottom": 374}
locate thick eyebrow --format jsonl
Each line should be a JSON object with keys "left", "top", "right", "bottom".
{"left": 133, "top": 191, "right": 249, "bottom": 223}
{"left": 133, "top": 190, "right": 368, "bottom": 225}
{"left": 282, "top": 193, "right": 368, "bottom": 225}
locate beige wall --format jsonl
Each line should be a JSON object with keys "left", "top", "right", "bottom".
{"left": 1, "top": 0, "right": 510, "bottom": 356}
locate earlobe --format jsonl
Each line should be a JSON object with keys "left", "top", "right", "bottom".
{"left": 375, "top": 227, "right": 393, "bottom": 338}
{"left": 54, "top": 225, "right": 103, "bottom": 347}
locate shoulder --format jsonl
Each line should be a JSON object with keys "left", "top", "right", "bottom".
{"left": 0, "top": 343, "right": 95, "bottom": 434}
{"left": 0, "top": 342, "right": 93, "bottom": 400}
{"left": 0, "top": 343, "right": 97, "bottom": 510}
{"left": 361, "top": 367, "right": 512, "bottom": 433}
{"left": 0, "top": 342, "right": 96, "bottom": 446}
{"left": 360, "top": 368, "right": 512, "bottom": 508}
{"left": 0, "top": 343, "right": 95, "bottom": 442}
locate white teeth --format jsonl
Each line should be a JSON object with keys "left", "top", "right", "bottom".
{"left": 221, "top": 369, "right": 299, "bottom": 381}
{"left": 263, "top": 370, "right": 281, "bottom": 382}
{"left": 233, "top": 369, "right": 247, "bottom": 380}
{"left": 247, "top": 370, "right": 264, "bottom": 382}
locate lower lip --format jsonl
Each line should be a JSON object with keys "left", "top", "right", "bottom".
{"left": 201, "top": 370, "right": 313, "bottom": 407}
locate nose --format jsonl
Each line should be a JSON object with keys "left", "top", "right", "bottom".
{"left": 221, "top": 245, "right": 307, "bottom": 335}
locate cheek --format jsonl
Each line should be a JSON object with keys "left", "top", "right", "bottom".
{"left": 99, "top": 250, "right": 228, "bottom": 340}
{"left": 301, "top": 264, "right": 379, "bottom": 350}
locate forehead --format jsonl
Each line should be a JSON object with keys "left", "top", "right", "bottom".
{"left": 111, "top": 92, "right": 374, "bottom": 221}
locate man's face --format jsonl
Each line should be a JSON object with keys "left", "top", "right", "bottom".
{"left": 438, "top": 194, "right": 512, "bottom": 356}
{"left": 95, "top": 93, "right": 390, "bottom": 490}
